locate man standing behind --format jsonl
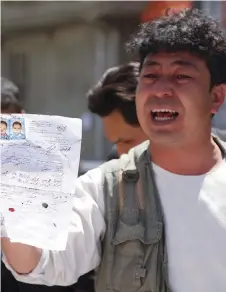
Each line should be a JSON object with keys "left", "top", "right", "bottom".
{"left": 87, "top": 62, "right": 147, "bottom": 155}
{"left": 1, "top": 77, "right": 23, "bottom": 114}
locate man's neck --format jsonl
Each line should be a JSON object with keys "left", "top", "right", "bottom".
{"left": 150, "top": 136, "right": 223, "bottom": 175}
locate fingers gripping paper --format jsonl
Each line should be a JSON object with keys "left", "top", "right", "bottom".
{"left": 0, "top": 114, "right": 82, "bottom": 250}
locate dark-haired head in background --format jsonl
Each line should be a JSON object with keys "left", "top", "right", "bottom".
{"left": 1, "top": 77, "right": 23, "bottom": 114}
{"left": 87, "top": 62, "right": 147, "bottom": 155}
{"left": 127, "top": 8, "right": 226, "bottom": 152}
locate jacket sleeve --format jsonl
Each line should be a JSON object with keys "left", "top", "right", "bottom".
{"left": 2, "top": 168, "right": 105, "bottom": 286}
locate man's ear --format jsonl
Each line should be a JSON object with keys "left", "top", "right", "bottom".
{"left": 210, "top": 84, "right": 226, "bottom": 115}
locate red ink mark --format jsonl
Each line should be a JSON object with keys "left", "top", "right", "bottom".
{"left": 8, "top": 208, "right": 15, "bottom": 212}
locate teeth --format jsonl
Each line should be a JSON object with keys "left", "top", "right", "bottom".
{"left": 152, "top": 109, "right": 176, "bottom": 113}
{"left": 154, "top": 117, "right": 174, "bottom": 121}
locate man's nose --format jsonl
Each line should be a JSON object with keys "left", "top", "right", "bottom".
{"left": 151, "top": 77, "right": 173, "bottom": 98}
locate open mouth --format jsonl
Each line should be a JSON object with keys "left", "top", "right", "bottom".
{"left": 151, "top": 109, "right": 179, "bottom": 122}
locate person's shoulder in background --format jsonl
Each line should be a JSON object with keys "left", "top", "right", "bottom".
{"left": 212, "top": 128, "right": 226, "bottom": 142}
{"left": 212, "top": 99, "right": 226, "bottom": 130}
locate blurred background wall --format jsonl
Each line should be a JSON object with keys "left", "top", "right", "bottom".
{"left": 1, "top": 1, "right": 226, "bottom": 171}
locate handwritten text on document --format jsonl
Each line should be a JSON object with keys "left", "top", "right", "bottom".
{"left": 0, "top": 114, "right": 82, "bottom": 250}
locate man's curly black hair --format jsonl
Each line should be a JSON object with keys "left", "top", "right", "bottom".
{"left": 87, "top": 62, "right": 140, "bottom": 125}
{"left": 127, "top": 8, "right": 226, "bottom": 88}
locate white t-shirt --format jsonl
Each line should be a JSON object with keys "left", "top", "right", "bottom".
{"left": 153, "top": 160, "right": 226, "bottom": 292}
{"left": 3, "top": 158, "right": 226, "bottom": 291}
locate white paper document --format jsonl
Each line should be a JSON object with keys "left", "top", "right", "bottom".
{"left": 0, "top": 114, "right": 82, "bottom": 250}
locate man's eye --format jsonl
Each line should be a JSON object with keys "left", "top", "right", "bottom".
{"left": 118, "top": 140, "right": 133, "bottom": 145}
{"left": 143, "top": 73, "right": 158, "bottom": 79}
{"left": 124, "top": 140, "right": 133, "bottom": 144}
{"left": 177, "top": 74, "right": 191, "bottom": 80}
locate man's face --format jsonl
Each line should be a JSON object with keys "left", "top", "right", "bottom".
{"left": 1, "top": 123, "right": 7, "bottom": 135}
{"left": 136, "top": 51, "right": 225, "bottom": 147}
{"left": 13, "top": 124, "right": 22, "bottom": 134}
{"left": 102, "top": 111, "right": 147, "bottom": 155}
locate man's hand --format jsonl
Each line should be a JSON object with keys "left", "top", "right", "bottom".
{"left": 1, "top": 238, "right": 42, "bottom": 274}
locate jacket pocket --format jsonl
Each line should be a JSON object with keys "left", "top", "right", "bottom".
{"left": 111, "top": 220, "right": 162, "bottom": 292}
